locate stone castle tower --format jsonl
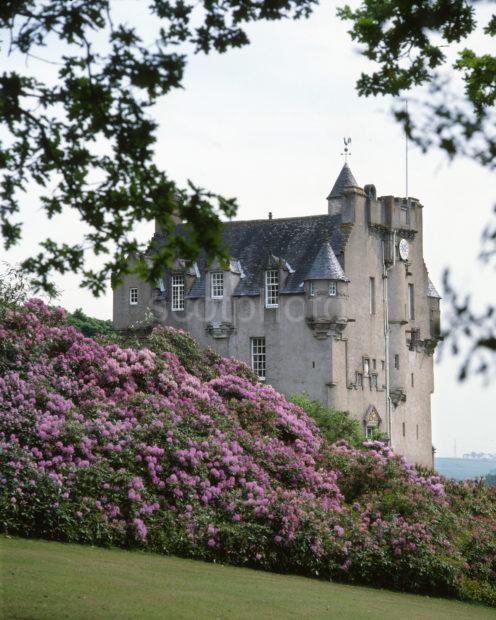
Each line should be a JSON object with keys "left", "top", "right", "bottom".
{"left": 113, "top": 163, "right": 441, "bottom": 467}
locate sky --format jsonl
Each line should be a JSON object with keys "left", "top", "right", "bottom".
{"left": 3, "top": 0, "right": 495, "bottom": 457}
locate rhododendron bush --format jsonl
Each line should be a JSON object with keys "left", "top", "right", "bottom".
{"left": 0, "top": 301, "right": 495, "bottom": 606}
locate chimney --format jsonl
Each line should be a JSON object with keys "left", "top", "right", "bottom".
{"left": 155, "top": 209, "right": 182, "bottom": 235}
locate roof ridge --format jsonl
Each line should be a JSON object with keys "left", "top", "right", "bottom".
{"left": 222, "top": 213, "right": 338, "bottom": 225}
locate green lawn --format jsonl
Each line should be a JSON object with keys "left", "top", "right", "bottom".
{"left": 1, "top": 537, "right": 494, "bottom": 619}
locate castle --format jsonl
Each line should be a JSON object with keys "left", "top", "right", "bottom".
{"left": 113, "top": 163, "right": 441, "bottom": 467}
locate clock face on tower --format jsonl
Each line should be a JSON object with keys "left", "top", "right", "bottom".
{"left": 399, "top": 238, "right": 409, "bottom": 261}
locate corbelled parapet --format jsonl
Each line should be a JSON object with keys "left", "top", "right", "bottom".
{"left": 306, "top": 316, "right": 349, "bottom": 340}
{"left": 205, "top": 321, "right": 235, "bottom": 339}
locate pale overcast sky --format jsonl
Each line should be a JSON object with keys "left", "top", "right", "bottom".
{"left": 3, "top": 1, "right": 495, "bottom": 456}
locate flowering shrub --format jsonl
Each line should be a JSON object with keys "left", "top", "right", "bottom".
{"left": 0, "top": 300, "right": 495, "bottom": 606}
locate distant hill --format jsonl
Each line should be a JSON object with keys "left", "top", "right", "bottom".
{"left": 435, "top": 458, "right": 496, "bottom": 480}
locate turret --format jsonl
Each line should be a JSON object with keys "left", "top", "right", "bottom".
{"left": 427, "top": 278, "right": 441, "bottom": 339}
{"left": 327, "top": 163, "right": 359, "bottom": 212}
{"left": 327, "top": 163, "right": 365, "bottom": 223}
{"left": 304, "top": 241, "right": 350, "bottom": 339}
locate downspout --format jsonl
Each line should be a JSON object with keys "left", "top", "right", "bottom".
{"left": 383, "top": 231, "right": 396, "bottom": 446}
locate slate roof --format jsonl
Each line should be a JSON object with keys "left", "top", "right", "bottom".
{"left": 327, "top": 163, "right": 359, "bottom": 199}
{"left": 154, "top": 214, "right": 350, "bottom": 299}
{"left": 427, "top": 278, "right": 441, "bottom": 299}
{"left": 305, "top": 241, "right": 350, "bottom": 282}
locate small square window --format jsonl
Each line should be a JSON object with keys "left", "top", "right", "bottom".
{"left": 211, "top": 272, "right": 224, "bottom": 299}
{"left": 129, "top": 288, "right": 138, "bottom": 305}
{"left": 329, "top": 281, "right": 337, "bottom": 297}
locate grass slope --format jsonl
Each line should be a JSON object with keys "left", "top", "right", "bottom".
{"left": 2, "top": 537, "right": 494, "bottom": 620}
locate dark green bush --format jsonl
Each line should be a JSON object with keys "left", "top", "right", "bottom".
{"left": 66, "top": 308, "right": 114, "bottom": 338}
{"left": 289, "top": 393, "right": 363, "bottom": 446}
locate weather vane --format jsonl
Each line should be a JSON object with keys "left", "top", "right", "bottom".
{"left": 341, "top": 137, "right": 352, "bottom": 163}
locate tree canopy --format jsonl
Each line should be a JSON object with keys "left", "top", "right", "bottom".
{"left": 0, "top": 0, "right": 316, "bottom": 296}
{"left": 1, "top": 0, "right": 495, "bottom": 377}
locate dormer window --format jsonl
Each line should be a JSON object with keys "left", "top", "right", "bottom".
{"left": 171, "top": 275, "right": 185, "bottom": 311}
{"left": 157, "top": 278, "right": 166, "bottom": 295}
{"left": 265, "top": 270, "right": 279, "bottom": 308}
{"left": 329, "top": 282, "right": 337, "bottom": 297}
{"left": 211, "top": 272, "right": 224, "bottom": 299}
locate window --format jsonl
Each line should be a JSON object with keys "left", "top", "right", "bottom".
{"left": 129, "top": 288, "right": 138, "bottom": 305}
{"left": 416, "top": 424, "right": 419, "bottom": 440}
{"left": 430, "top": 311, "right": 440, "bottom": 338}
{"left": 369, "top": 277, "right": 376, "bottom": 314}
{"left": 366, "top": 426, "right": 375, "bottom": 439}
{"left": 411, "top": 373, "right": 414, "bottom": 387}
{"left": 211, "top": 272, "right": 224, "bottom": 299}
{"left": 400, "top": 203, "right": 410, "bottom": 227}
{"left": 309, "top": 281, "right": 315, "bottom": 297}
{"left": 363, "top": 358, "right": 370, "bottom": 376}
{"left": 402, "top": 422, "right": 406, "bottom": 437}
{"left": 408, "top": 283, "right": 415, "bottom": 320}
{"left": 371, "top": 374, "right": 378, "bottom": 389}
{"left": 265, "top": 270, "right": 279, "bottom": 308}
{"left": 409, "top": 327, "right": 420, "bottom": 350}
{"left": 329, "top": 281, "right": 337, "bottom": 297}
{"left": 251, "top": 338, "right": 266, "bottom": 380}
{"left": 381, "top": 360, "right": 385, "bottom": 371}
{"left": 356, "top": 372, "right": 363, "bottom": 388}
{"left": 157, "top": 278, "right": 166, "bottom": 294}
{"left": 373, "top": 359, "right": 377, "bottom": 371}
{"left": 394, "top": 354, "right": 400, "bottom": 370}
{"left": 171, "top": 275, "right": 185, "bottom": 311}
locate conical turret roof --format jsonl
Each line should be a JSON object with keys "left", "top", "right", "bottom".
{"left": 427, "top": 278, "right": 441, "bottom": 299}
{"left": 305, "top": 241, "right": 350, "bottom": 282}
{"left": 327, "top": 163, "right": 359, "bottom": 199}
